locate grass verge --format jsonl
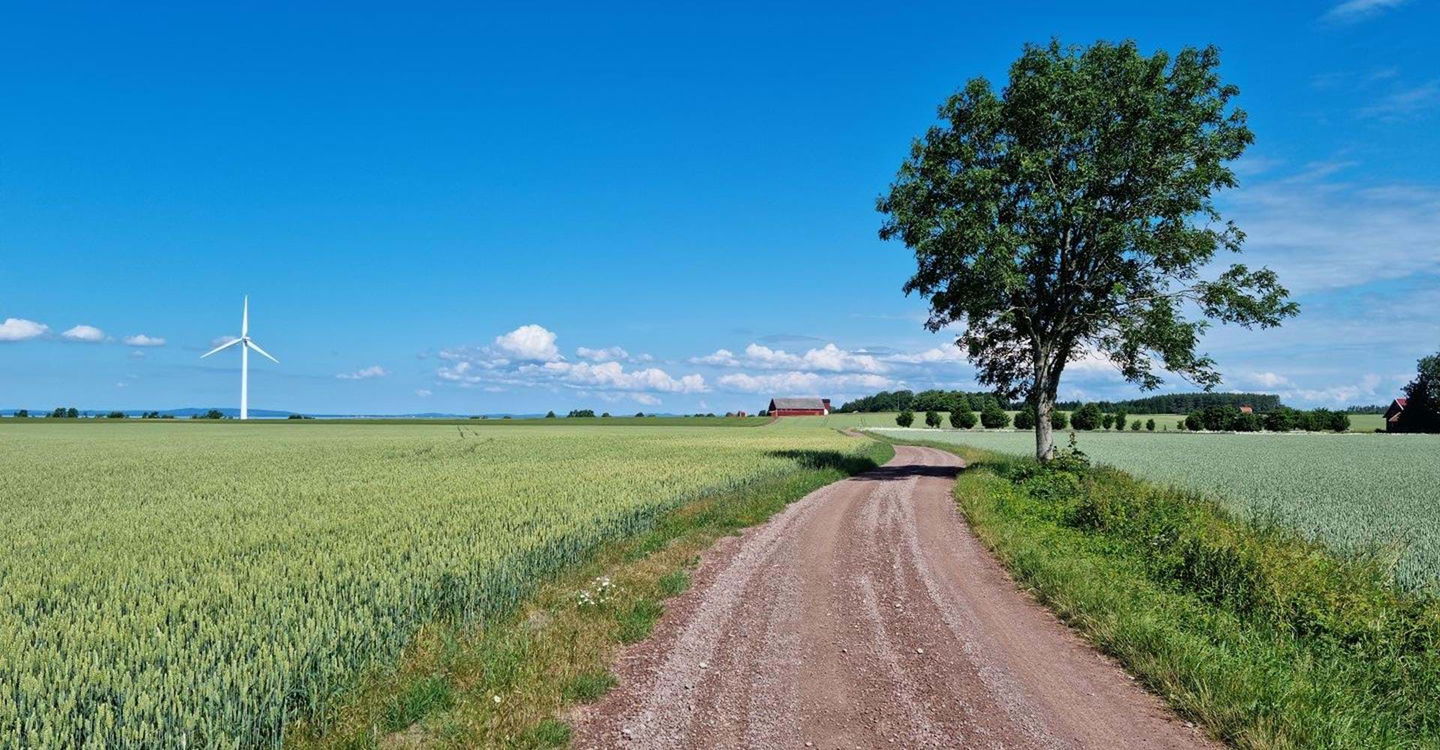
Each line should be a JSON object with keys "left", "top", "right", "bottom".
{"left": 875, "top": 433, "right": 1440, "bottom": 749}
{"left": 285, "top": 439, "right": 893, "bottom": 748}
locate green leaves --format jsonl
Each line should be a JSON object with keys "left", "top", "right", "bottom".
{"left": 879, "top": 39, "right": 1296, "bottom": 433}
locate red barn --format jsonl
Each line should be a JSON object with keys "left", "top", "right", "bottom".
{"left": 768, "top": 397, "right": 830, "bottom": 416}
{"left": 1385, "top": 398, "right": 1408, "bottom": 432}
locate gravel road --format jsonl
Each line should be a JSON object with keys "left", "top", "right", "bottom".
{"left": 571, "top": 444, "right": 1214, "bottom": 749}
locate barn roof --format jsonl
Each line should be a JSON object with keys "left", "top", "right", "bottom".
{"left": 770, "top": 397, "right": 827, "bottom": 410}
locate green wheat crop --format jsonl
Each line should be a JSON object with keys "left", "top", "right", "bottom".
{"left": 0, "top": 422, "right": 861, "bottom": 747}
{"left": 877, "top": 427, "right": 1440, "bottom": 589}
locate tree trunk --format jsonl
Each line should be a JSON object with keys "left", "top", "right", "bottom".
{"left": 1035, "top": 390, "right": 1056, "bottom": 461}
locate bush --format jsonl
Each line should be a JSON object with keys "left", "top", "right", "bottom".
{"left": 925, "top": 410, "right": 942, "bottom": 428}
{"left": 566, "top": 409, "right": 596, "bottom": 418}
{"left": 1113, "top": 410, "right": 1128, "bottom": 431}
{"left": 1013, "top": 404, "right": 1037, "bottom": 430}
{"left": 1145, "top": 418, "right": 1156, "bottom": 432}
{"left": 895, "top": 410, "right": 915, "bottom": 428}
{"left": 1265, "top": 408, "right": 1298, "bottom": 432}
{"left": 1233, "top": 412, "right": 1261, "bottom": 432}
{"left": 950, "top": 407, "right": 977, "bottom": 429}
{"left": 1071, "top": 403, "right": 1103, "bottom": 430}
{"left": 1185, "top": 412, "right": 1203, "bottom": 431}
{"left": 1052, "top": 410, "right": 1069, "bottom": 429}
{"left": 980, "top": 402, "right": 1010, "bottom": 429}
{"left": 1102, "top": 413, "right": 1115, "bottom": 430}
{"left": 1130, "top": 419, "right": 1142, "bottom": 431}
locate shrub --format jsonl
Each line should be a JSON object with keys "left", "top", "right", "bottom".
{"left": 1130, "top": 419, "right": 1141, "bottom": 431}
{"left": 545, "top": 411, "right": 557, "bottom": 419}
{"left": 566, "top": 409, "right": 596, "bottom": 419}
{"left": 980, "top": 402, "right": 1010, "bottom": 429}
{"left": 950, "top": 407, "right": 977, "bottom": 429}
{"left": 1071, "top": 403, "right": 1103, "bottom": 430}
{"left": 1264, "top": 408, "right": 1297, "bottom": 432}
{"left": 1145, "top": 418, "right": 1155, "bottom": 431}
{"left": 1233, "top": 412, "right": 1261, "bottom": 432}
{"left": 1201, "top": 405, "right": 1240, "bottom": 431}
{"left": 895, "top": 410, "right": 915, "bottom": 427}
{"left": 925, "top": 410, "right": 942, "bottom": 428}
{"left": 1113, "top": 410, "right": 1128, "bottom": 431}
{"left": 1185, "top": 412, "right": 1203, "bottom": 431}
{"left": 1052, "top": 410, "right": 1069, "bottom": 429}
{"left": 1102, "top": 413, "right": 1115, "bottom": 430}
{"left": 1013, "top": 404, "right": 1037, "bottom": 430}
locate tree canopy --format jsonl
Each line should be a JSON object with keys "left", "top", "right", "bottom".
{"left": 878, "top": 40, "right": 1296, "bottom": 458}
{"left": 1399, "top": 351, "right": 1440, "bottom": 433}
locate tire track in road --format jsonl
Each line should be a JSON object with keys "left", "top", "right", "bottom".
{"left": 572, "top": 445, "right": 1213, "bottom": 749}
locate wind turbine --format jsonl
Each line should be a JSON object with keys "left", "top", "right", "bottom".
{"left": 201, "top": 296, "right": 278, "bottom": 420}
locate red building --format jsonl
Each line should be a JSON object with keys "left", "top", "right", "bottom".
{"left": 1385, "top": 398, "right": 1408, "bottom": 432}
{"left": 768, "top": 397, "right": 831, "bottom": 416}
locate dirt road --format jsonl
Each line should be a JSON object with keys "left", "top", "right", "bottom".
{"left": 571, "top": 444, "right": 1213, "bottom": 749}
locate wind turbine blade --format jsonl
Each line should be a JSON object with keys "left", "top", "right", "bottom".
{"left": 245, "top": 339, "right": 279, "bottom": 363}
{"left": 241, "top": 296, "right": 249, "bottom": 338}
{"left": 200, "top": 337, "right": 243, "bottom": 358}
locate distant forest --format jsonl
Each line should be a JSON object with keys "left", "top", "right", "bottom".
{"left": 837, "top": 389, "right": 1287, "bottom": 414}
{"left": 1053, "top": 392, "right": 1281, "bottom": 413}
{"left": 835, "top": 390, "right": 1019, "bottom": 413}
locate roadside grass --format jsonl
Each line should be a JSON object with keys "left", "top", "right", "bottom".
{"left": 286, "top": 440, "right": 893, "bottom": 748}
{"left": 877, "top": 434, "right": 1440, "bottom": 749}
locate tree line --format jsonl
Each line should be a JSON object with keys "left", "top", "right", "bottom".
{"left": 837, "top": 389, "right": 1020, "bottom": 414}
{"left": 1054, "top": 392, "right": 1281, "bottom": 414}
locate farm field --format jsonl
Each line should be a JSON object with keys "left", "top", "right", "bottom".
{"left": 875, "top": 427, "right": 1440, "bottom": 589}
{"left": 0, "top": 422, "right": 864, "bottom": 747}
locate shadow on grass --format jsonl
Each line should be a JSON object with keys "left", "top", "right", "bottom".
{"left": 767, "top": 449, "right": 884, "bottom": 476}
{"left": 767, "top": 449, "right": 958, "bottom": 481}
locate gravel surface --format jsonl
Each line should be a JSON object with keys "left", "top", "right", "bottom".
{"left": 570, "top": 445, "right": 1214, "bottom": 749}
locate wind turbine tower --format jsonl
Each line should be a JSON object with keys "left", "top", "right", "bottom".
{"left": 200, "top": 296, "right": 279, "bottom": 420}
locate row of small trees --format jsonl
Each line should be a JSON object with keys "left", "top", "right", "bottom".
{"left": 1177, "top": 406, "right": 1349, "bottom": 433}
{"left": 893, "top": 401, "right": 1357, "bottom": 434}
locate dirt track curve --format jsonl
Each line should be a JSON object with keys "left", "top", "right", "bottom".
{"left": 570, "top": 444, "right": 1214, "bottom": 749}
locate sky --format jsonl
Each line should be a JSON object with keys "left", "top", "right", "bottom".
{"left": 2, "top": 1, "right": 1437, "bottom": 415}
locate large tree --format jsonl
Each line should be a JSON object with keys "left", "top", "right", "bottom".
{"left": 878, "top": 40, "right": 1296, "bottom": 460}
{"left": 1400, "top": 351, "right": 1440, "bottom": 433}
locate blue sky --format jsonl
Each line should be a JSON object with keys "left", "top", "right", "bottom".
{"left": 2, "top": 1, "right": 1437, "bottom": 414}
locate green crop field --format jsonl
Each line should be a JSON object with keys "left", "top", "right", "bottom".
{"left": 0, "top": 422, "right": 863, "bottom": 747}
{"left": 875, "top": 428, "right": 1440, "bottom": 589}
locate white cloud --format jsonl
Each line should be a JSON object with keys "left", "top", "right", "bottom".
{"left": 716, "top": 371, "right": 895, "bottom": 394}
{"left": 690, "top": 343, "right": 887, "bottom": 374}
{"left": 1280, "top": 373, "right": 1384, "bottom": 405}
{"left": 1241, "top": 371, "right": 1291, "bottom": 388}
{"left": 577, "top": 345, "right": 629, "bottom": 361}
{"left": 493, "top": 324, "right": 561, "bottom": 362}
{"left": 1359, "top": 80, "right": 1440, "bottom": 121}
{"left": 130, "top": 350, "right": 147, "bottom": 359}
{"left": 541, "top": 361, "right": 707, "bottom": 393}
{"left": 436, "top": 325, "right": 707, "bottom": 398}
{"left": 882, "top": 346, "right": 966, "bottom": 365}
{"left": 1322, "top": 0, "right": 1409, "bottom": 23}
{"left": 61, "top": 325, "right": 105, "bottom": 342}
{"left": 1225, "top": 169, "right": 1440, "bottom": 293}
{"left": 416, "top": 389, "right": 432, "bottom": 397}
{"left": 691, "top": 348, "right": 740, "bottom": 366}
{"left": 337, "top": 365, "right": 389, "bottom": 380}
{"left": 0, "top": 318, "right": 48, "bottom": 342}
{"left": 123, "top": 334, "right": 166, "bottom": 347}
